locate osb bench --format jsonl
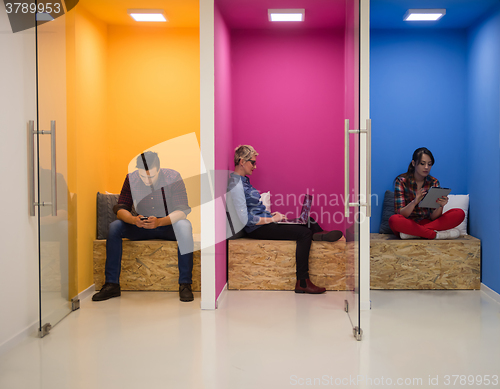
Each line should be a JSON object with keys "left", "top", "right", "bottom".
{"left": 93, "top": 240, "right": 201, "bottom": 291}
{"left": 228, "top": 239, "right": 347, "bottom": 290}
{"left": 370, "top": 233, "right": 480, "bottom": 290}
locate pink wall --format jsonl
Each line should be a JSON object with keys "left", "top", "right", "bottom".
{"left": 231, "top": 29, "right": 346, "bottom": 231}
{"left": 214, "top": 6, "right": 232, "bottom": 298}
{"left": 214, "top": 12, "right": 350, "bottom": 299}
{"left": 345, "top": 0, "right": 360, "bottom": 229}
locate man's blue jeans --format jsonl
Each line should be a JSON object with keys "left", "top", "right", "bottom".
{"left": 105, "top": 219, "right": 194, "bottom": 285}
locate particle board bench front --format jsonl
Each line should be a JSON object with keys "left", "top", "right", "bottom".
{"left": 370, "top": 233, "right": 481, "bottom": 290}
{"left": 93, "top": 240, "right": 201, "bottom": 291}
{"left": 228, "top": 239, "right": 349, "bottom": 291}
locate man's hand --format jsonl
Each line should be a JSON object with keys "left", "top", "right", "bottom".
{"left": 134, "top": 215, "right": 148, "bottom": 228}
{"left": 124, "top": 211, "right": 178, "bottom": 228}
{"left": 142, "top": 216, "right": 161, "bottom": 229}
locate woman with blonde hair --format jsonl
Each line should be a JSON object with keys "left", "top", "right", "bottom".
{"left": 228, "top": 145, "right": 343, "bottom": 294}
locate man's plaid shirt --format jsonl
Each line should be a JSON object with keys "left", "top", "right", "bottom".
{"left": 115, "top": 168, "right": 191, "bottom": 218}
{"left": 394, "top": 174, "right": 440, "bottom": 222}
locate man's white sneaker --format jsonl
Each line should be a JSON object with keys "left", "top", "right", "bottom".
{"left": 434, "top": 228, "right": 460, "bottom": 240}
{"left": 400, "top": 233, "right": 420, "bottom": 239}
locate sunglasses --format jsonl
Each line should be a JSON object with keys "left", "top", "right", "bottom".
{"left": 246, "top": 159, "right": 256, "bottom": 166}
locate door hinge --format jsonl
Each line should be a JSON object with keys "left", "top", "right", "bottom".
{"left": 72, "top": 297, "right": 80, "bottom": 311}
{"left": 39, "top": 323, "right": 52, "bottom": 338}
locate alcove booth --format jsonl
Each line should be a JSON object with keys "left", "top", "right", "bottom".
{"left": 369, "top": 0, "right": 500, "bottom": 298}
{"left": 16, "top": 0, "right": 202, "bottom": 335}
{"left": 199, "top": 0, "right": 371, "bottom": 317}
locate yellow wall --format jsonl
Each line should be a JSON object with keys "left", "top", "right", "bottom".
{"left": 67, "top": 4, "right": 200, "bottom": 294}
{"left": 66, "top": 8, "right": 77, "bottom": 299}
{"left": 106, "top": 25, "right": 201, "bottom": 234}
{"left": 67, "top": 5, "right": 109, "bottom": 294}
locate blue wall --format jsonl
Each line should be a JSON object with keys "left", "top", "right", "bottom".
{"left": 370, "top": 29, "right": 469, "bottom": 232}
{"left": 467, "top": 5, "right": 500, "bottom": 294}
{"left": 370, "top": 8, "right": 500, "bottom": 295}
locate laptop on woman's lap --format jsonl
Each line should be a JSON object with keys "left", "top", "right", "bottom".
{"left": 277, "top": 194, "right": 312, "bottom": 225}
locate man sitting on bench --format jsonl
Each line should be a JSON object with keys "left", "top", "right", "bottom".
{"left": 92, "top": 151, "right": 194, "bottom": 302}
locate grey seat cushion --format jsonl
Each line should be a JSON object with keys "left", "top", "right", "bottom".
{"left": 379, "top": 190, "right": 395, "bottom": 234}
{"left": 228, "top": 228, "right": 247, "bottom": 240}
{"left": 226, "top": 211, "right": 247, "bottom": 240}
{"left": 96, "top": 192, "right": 137, "bottom": 239}
{"left": 96, "top": 193, "right": 119, "bottom": 240}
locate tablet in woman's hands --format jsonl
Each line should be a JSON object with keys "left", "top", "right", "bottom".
{"left": 419, "top": 187, "right": 451, "bottom": 208}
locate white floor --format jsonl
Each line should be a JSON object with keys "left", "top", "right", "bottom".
{"left": 1, "top": 289, "right": 499, "bottom": 389}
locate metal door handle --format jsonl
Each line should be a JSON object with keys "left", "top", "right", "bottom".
{"left": 344, "top": 119, "right": 350, "bottom": 218}
{"left": 28, "top": 121, "right": 36, "bottom": 216}
{"left": 366, "top": 119, "right": 371, "bottom": 217}
{"left": 28, "top": 120, "right": 57, "bottom": 216}
{"left": 344, "top": 119, "right": 371, "bottom": 217}
{"left": 50, "top": 120, "right": 57, "bottom": 217}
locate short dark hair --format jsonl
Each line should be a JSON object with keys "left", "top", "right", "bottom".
{"left": 136, "top": 151, "right": 160, "bottom": 171}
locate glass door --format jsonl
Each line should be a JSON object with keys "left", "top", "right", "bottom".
{"left": 344, "top": 0, "right": 362, "bottom": 340}
{"left": 35, "top": 2, "right": 75, "bottom": 336}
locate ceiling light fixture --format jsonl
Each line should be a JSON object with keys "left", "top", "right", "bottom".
{"left": 268, "top": 9, "right": 305, "bottom": 22}
{"left": 404, "top": 9, "right": 446, "bottom": 21}
{"left": 128, "top": 9, "right": 167, "bottom": 22}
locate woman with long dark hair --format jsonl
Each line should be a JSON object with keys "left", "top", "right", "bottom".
{"left": 388, "top": 147, "right": 465, "bottom": 239}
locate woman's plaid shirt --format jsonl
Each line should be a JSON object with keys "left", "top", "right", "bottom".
{"left": 394, "top": 174, "right": 440, "bottom": 222}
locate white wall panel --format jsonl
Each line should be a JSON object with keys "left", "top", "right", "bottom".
{"left": 0, "top": 3, "right": 40, "bottom": 353}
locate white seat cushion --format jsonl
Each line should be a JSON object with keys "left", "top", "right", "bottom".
{"left": 443, "top": 194, "right": 469, "bottom": 235}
